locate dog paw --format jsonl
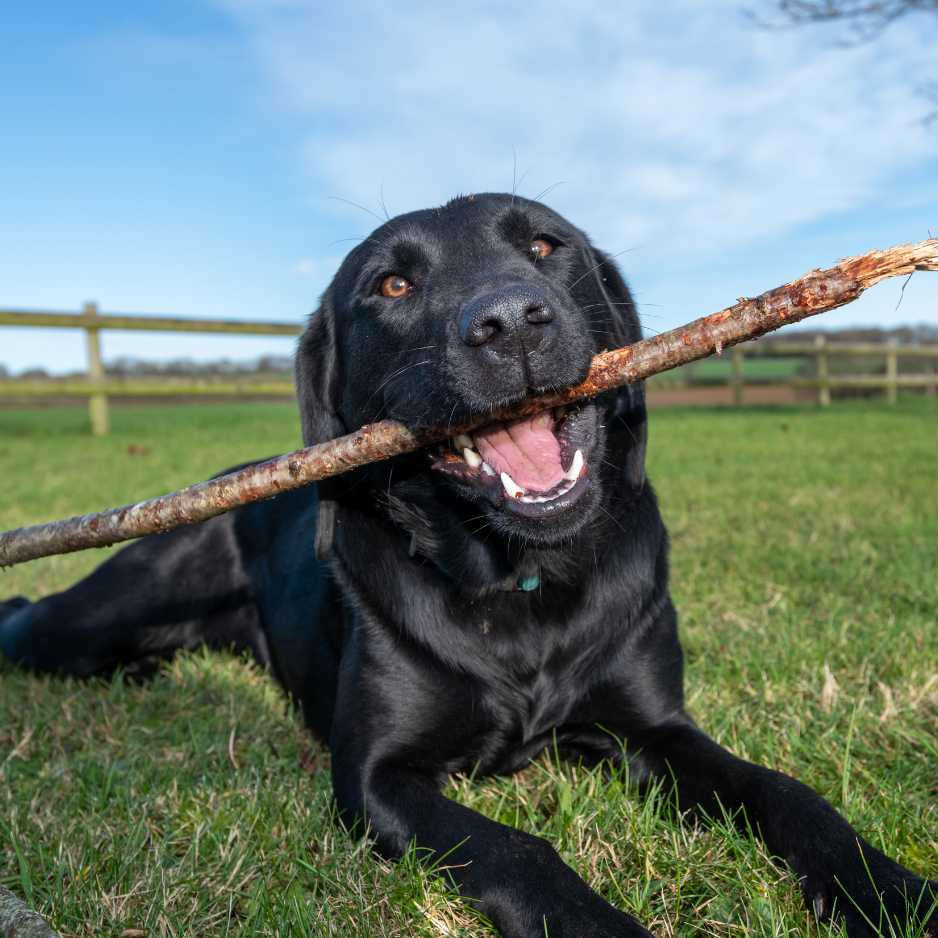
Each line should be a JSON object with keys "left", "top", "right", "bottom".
{"left": 507, "top": 887, "right": 654, "bottom": 938}
{"left": 512, "top": 913, "right": 651, "bottom": 938}
{"left": 537, "top": 906, "right": 654, "bottom": 938}
{"left": 800, "top": 848, "right": 937, "bottom": 938}
{"left": 489, "top": 875, "right": 653, "bottom": 938}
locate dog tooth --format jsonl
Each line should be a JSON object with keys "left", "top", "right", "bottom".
{"left": 454, "top": 433, "right": 473, "bottom": 450}
{"left": 463, "top": 447, "right": 481, "bottom": 468}
{"left": 481, "top": 461, "right": 495, "bottom": 476}
{"left": 564, "top": 449, "right": 584, "bottom": 481}
{"left": 500, "top": 471, "right": 525, "bottom": 499}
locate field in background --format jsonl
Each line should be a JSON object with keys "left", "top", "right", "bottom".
{"left": 3, "top": 308, "right": 937, "bottom": 431}
{"left": 1, "top": 401, "right": 936, "bottom": 936}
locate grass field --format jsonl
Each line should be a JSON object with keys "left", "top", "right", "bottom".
{"left": 1, "top": 401, "right": 936, "bottom": 937}
{"left": 650, "top": 356, "right": 807, "bottom": 385}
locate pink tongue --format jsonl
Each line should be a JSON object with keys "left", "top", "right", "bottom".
{"left": 474, "top": 412, "right": 564, "bottom": 492}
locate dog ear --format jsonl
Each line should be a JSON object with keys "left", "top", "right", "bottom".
{"left": 578, "top": 245, "right": 648, "bottom": 492}
{"left": 295, "top": 293, "right": 348, "bottom": 558}
{"left": 296, "top": 293, "right": 347, "bottom": 447}
{"left": 577, "top": 245, "right": 641, "bottom": 348}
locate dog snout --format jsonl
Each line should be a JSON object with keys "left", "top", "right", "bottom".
{"left": 458, "top": 287, "right": 555, "bottom": 352}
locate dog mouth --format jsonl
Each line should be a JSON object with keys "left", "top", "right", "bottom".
{"left": 430, "top": 404, "right": 595, "bottom": 516}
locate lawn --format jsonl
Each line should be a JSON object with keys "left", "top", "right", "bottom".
{"left": 650, "top": 355, "right": 807, "bottom": 385}
{"left": 1, "top": 401, "right": 936, "bottom": 937}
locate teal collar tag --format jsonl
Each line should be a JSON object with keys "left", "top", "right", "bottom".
{"left": 516, "top": 575, "right": 540, "bottom": 592}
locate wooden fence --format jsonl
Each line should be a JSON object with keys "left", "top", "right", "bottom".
{"left": 725, "top": 338, "right": 938, "bottom": 406}
{"left": 1, "top": 307, "right": 937, "bottom": 434}
{"left": 0, "top": 306, "right": 300, "bottom": 434}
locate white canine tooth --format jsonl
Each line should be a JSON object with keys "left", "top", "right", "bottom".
{"left": 564, "top": 449, "right": 584, "bottom": 481}
{"left": 454, "top": 433, "right": 473, "bottom": 450}
{"left": 482, "top": 461, "right": 495, "bottom": 476}
{"left": 500, "top": 471, "right": 525, "bottom": 499}
{"left": 463, "top": 447, "right": 482, "bottom": 468}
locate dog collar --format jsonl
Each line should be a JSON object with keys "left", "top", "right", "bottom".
{"left": 397, "top": 511, "right": 540, "bottom": 594}
{"left": 497, "top": 556, "right": 541, "bottom": 592}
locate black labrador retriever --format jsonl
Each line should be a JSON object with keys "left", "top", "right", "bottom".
{"left": 1, "top": 194, "right": 935, "bottom": 938}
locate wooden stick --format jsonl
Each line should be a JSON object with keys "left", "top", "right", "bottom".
{"left": 0, "top": 886, "right": 61, "bottom": 938}
{"left": 1, "top": 238, "right": 936, "bottom": 568}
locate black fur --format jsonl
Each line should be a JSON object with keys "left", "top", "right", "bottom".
{"left": 2, "top": 194, "right": 934, "bottom": 937}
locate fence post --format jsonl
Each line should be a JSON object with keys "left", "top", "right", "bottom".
{"left": 928, "top": 356, "right": 937, "bottom": 399}
{"left": 83, "top": 301, "right": 109, "bottom": 436}
{"left": 731, "top": 345, "right": 744, "bottom": 406}
{"left": 815, "top": 335, "right": 830, "bottom": 407}
{"left": 885, "top": 338, "right": 898, "bottom": 406}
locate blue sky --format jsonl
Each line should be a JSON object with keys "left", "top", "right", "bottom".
{"left": 1, "top": 0, "right": 936, "bottom": 374}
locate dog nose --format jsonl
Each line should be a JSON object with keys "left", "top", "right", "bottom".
{"left": 458, "top": 287, "right": 554, "bottom": 349}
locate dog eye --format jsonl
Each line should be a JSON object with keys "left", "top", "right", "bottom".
{"left": 379, "top": 274, "right": 413, "bottom": 299}
{"left": 529, "top": 238, "right": 554, "bottom": 260}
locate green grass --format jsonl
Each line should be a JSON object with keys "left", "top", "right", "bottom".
{"left": 1, "top": 400, "right": 936, "bottom": 937}
{"left": 650, "top": 356, "right": 806, "bottom": 385}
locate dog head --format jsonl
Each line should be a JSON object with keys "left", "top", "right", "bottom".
{"left": 296, "top": 193, "right": 646, "bottom": 547}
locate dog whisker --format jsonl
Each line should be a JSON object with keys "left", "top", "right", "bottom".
{"left": 328, "top": 194, "right": 397, "bottom": 230}
{"left": 530, "top": 181, "right": 566, "bottom": 203}
{"left": 568, "top": 248, "right": 635, "bottom": 290}
{"left": 363, "top": 360, "right": 432, "bottom": 414}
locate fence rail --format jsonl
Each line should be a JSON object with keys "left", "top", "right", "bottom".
{"left": 0, "top": 308, "right": 301, "bottom": 335}
{"left": 1, "top": 305, "right": 301, "bottom": 434}
{"left": 2, "top": 308, "right": 937, "bottom": 434}
{"left": 0, "top": 380, "right": 296, "bottom": 397}
{"left": 723, "top": 338, "right": 938, "bottom": 406}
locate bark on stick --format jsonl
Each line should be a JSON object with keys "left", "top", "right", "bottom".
{"left": 1, "top": 238, "right": 936, "bottom": 568}
{"left": 0, "top": 886, "right": 61, "bottom": 938}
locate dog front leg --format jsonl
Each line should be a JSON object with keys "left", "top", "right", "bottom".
{"left": 626, "top": 719, "right": 937, "bottom": 938}
{"left": 329, "top": 753, "right": 653, "bottom": 938}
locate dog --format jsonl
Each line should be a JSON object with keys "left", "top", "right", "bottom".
{"left": 1, "top": 194, "right": 935, "bottom": 938}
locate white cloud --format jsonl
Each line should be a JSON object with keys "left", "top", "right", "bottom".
{"left": 215, "top": 0, "right": 938, "bottom": 259}
{"left": 293, "top": 257, "right": 317, "bottom": 276}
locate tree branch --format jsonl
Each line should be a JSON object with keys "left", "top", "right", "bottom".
{"left": 0, "top": 886, "right": 61, "bottom": 938}
{"left": 746, "top": 1, "right": 938, "bottom": 121}
{"left": 753, "top": 0, "right": 938, "bottom": 38}
{"left": 1, "top": 238, "right": 936, "bottom": 568}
